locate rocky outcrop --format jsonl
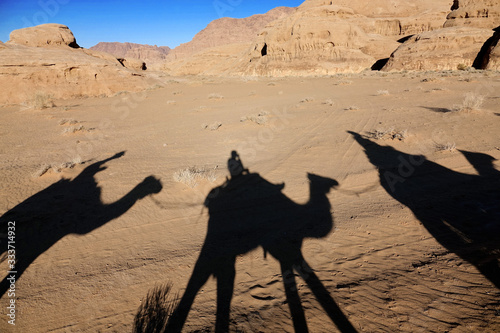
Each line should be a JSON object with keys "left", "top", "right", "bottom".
{"left": 382, "top": 27, "right": 495, "bottom": 71}
{"left": 166, "top": 6, "right": 295, "bottom": 60}
{"left": 473, "top": 27, "right": 500, "bottom": 69}
{"left": 8, "top": 24, "right": 80, "bottom": 48}
{"left": 445, "top": 0, "right": 500, "bottom": 29}
{"left": 383, "top": 0, "right": 500, "bottom": 71}
{"left": 90, "top": 42, "right": 170, "bottom": 64}
{"left": 0, "top": 25, "right": 159, "bottom": 105}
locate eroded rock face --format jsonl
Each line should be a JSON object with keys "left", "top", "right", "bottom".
{"left": 90, "top": 42, "right": 170, "bottom": 64}
{"left": 167, "top": 7, "right": 296, "bottom": 60}
{"left": 0, "top": 25, "right": 158, "bottom": 105}
{"left": 8, "top": 24, "right": 80, "bottom": 48}
{"left": 474, "top": 28, "right": 500, "bottom": 69}
{"left": 227, "top": 0, "right": 452, "bottom": 76}
{"left": 445, "top": 0, "right": 500, "bottom": 29}
{"left": 382, "top": 27, "right": 495, "bottom": 71}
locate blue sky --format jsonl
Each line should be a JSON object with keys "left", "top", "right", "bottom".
{"left": 0, "top": 0, "right": 304, "bottom": 48}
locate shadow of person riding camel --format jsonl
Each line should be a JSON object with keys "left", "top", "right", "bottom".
{"left": 165, "top": 151, "right": 357, "bottom": 333}
{"left": 0, "top": 151, "right": 162, "bottom": 297}
{"left": 348, "top": 131, "right": 500, "bottom": 289}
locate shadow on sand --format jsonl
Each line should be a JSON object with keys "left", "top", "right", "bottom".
{"left": 0, "top": 152, "right": 162, "bottom": 297}
{"left": 135, "top": 151, "right": 357, "bottom": 333}
{"left": 349, "top": 131, "right": 500, "bottom": 289}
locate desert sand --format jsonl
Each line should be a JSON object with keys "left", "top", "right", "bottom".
{"left": 1, "top": 70, "right": 499, "bottom": 332}
{"left": 1, "top": 0, "right": 500, "bottom": 332}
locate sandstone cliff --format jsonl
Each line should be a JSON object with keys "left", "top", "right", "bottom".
{"left": 383, "top": 0, "right": 500, "bottom": 71}
{"left": 90, "top": 42, "right": 170, "bottom": 64}
{"left": 166, "top": 7, "right": 296, "bottom": 60}
{"left": 0, "top": 24, "right": 159, "bottom": 105}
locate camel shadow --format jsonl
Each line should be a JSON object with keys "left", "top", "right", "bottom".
{"left": 348, "top": 131, "right": 500, "bottom": 289}
{"left": 164, "top": 151, "right": 356, "bottom": 333}
{"left": 0, "top": 151, "right": 162, "bottom": 297}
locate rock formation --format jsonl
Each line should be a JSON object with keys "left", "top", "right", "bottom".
{"left": 445, "top": 0, "right": 500, "bottom": 29}
{"left": 383, "top": 0, "right": 500, "bottom": 71}
{"left": 230, "top": 0, "right": 451, "bottom": 76}
{"left": 382, "top": 27, "right": 495, "bottom": 71}
{"left": 90, "top": 42, "right": 170, "bottom": 64}
{"left": 8, "top": 23, "right": 80, "bottom": 48}
{"left": 167, "top": 7, "right": 295, "bottom": 60}
{"left": 0, "top": 24, "right": 158, "bottom": 105}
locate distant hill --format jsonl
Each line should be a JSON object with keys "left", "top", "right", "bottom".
{"left": 90, "top": 42, "right": 171, "bottom": 63}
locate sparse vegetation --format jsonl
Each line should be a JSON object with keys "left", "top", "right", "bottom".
{"left": 58, "top": 119, "right": 80, "bottom": 126}
{"left": 457, "top": 63, "right": 468, "bottom": 71}
{"left": 208, "top": 93, "right": 224, "bottom": 100}
{"left": 344, "top": 105, "right": 359, "bottom": 111}
{"left": 452, "top": 92, "right": 484, "bottom": 113}
{"left": 376, "top": 90, "right": 390, "bottom": 96}
{"left": 29, "top": 92, "right": 55, "bottom": 109}
{"left": 173, "top": 166, "right": 218, "bottom": 188}
{"left": 435, "top": 142, "right": 457, "bottom": 152}
{"left": 300, "top": 97, "right": 314, "bottom": 103}
{"left": 241, "top": 111, "right": 269, "bottom": 125}
{"left": 368, "top": 128, "right": 408, "bottom": 141}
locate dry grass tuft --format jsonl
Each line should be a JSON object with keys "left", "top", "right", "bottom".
{"left": 173, "top": 166, "right": 218, "bottom": 188}
{"left": 202, "top": 122, "right": 222, "bottom": 131}
{"left": 208, "top": 93, "right": 224, "bottom": 100}
{"left": 29, "top": 92, "right": 55, "bottom": 110}
{"left": 322, "top": 99, "right": 335, "bottom": 106}
{"left": 300, "top": 97, "right": 315, "bottom": 103}
{"left": 452, "top": 92, "right": 484, "bottom": 113}
{"left": 61, "top": 125, "right": 87, "bottom": 135}
{"left": 376, "top": 90, "right": 390, "bottom": 96}
{"left": 435, "top": 142, "right": 457, "bottom": 152}
{"left": 368, "top": 128, "right": 408, "bottom": 141}
{"left": 241, "top": 111, "right": 269, "bottom": 125}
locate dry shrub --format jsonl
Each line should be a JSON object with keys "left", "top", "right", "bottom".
{"left": 173, "top": 166, "right": 218, "bottom": 188}
{"left": 133, "top": 283, "right": 178, "bottom": 333}
{"left": 452, "top": 92, "right": 484, "bottom": 113}
{"left": 368, "top": 128, "right": 408, "bottom": 141}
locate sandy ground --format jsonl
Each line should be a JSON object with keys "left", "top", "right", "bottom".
{"left": 0, "top": 71, "right": 499, "bottom": 332}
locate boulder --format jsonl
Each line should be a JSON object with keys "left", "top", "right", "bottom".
{"left": 474, "top": 27, "right": 500, "bottom": 69}
{"left": 8, "top": 23, "right": 80, "bottom": 48}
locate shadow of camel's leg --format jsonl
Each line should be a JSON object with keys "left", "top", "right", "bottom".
{"left": 296, "top": 257, "right": 357, "bottom": 333}
{"left": 215, "top": 258, "right": 236, "bottom": 333}
{"left": 165, "top": 257, "right": 212, "bottom": 333}
{"left": 281, "top": 261, "right": 309, "bottom": 333}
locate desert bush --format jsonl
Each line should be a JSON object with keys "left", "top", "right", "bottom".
{"left": 435, "top": 142, "right": 457, "bottom": 152}
{"left": 208, "top": 93, "right": 224, "bottom": 100}
{"left": 376, "top": 90, "right": 390, "bottom": 96}
{"left": 368, "top": 128, "right": 408, "bottom": 141}
{"left": 240, "top": 111, "right": 268, "bottom": 125}
{"left": 173, "top": 166, "right": 218, "bottom": 188}
{"left": 61, "top": 125, "right": 87, "bottom": 134}
{"left": 452, "top": 92, "right": 484, "bottom": 113}
{"left": 300, "top": 97, "right": 315, "bottom": 103}
{"left": 30, "top": 92, "right": 55, "bottom": 109}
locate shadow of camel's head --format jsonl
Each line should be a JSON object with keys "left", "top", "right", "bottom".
{"left": 307, "top": 173, "right": 338, "bottom": 193}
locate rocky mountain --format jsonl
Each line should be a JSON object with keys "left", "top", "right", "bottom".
{"left": 0, "top": 24, "right": 159, "bottom": 105}
{"left": 90, "top": 42, "right": 171, "bottom": 64}
{"left": 167, "top": 6, "right": 296, "bottom": 60}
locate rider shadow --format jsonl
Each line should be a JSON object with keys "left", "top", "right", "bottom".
{"left": 348, "top": 131, "right": 500, "bottom": 289}
{"left": 0, "top": 152, "right": 163, "bottom": 297}
{"left": 165, "top": 151, "right": 357, "bottom": 333}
